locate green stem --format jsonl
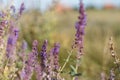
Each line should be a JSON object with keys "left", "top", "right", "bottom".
{"left": 59, "top": 49, "right": 73, "bottom": 72}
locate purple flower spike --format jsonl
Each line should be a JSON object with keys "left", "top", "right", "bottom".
{"left": 10, "top": 5, "right": 16, "bottom": 13}
{"left": 6, "top": 27, "right": 19, "bottom": 58}
{"left": 40, "top": 40, "right": 48, "bottom": 69}
{"left": 7, "top": 36, "right": 14, "bottom": 45}
{"left": 19, "top": 3, "right": 25, "bottom": 15}
{"left": 73, "top": 0, "right": 87, "bottom": 54}
{"left": 53, "top": 43, "right": 60, "bottom": 71}
{"left": 32, "top": 40, "right": 38, "bottom": 58}
{"left": 20, "top": 40, "right": 27, "bottom": 62}
{"left": 35, "top": 63, "right": 42, "bottom": 80}
{"left": 20, "top": 40, "right": 38, "bottom": 80}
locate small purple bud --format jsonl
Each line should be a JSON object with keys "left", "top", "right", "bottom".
{"left": 53, "top": 43, "right": 60, "bottom": 55}
{"left": 32, "top": 40, "right": 38, "bottom": 47}
{"left": 7, "top": 37, "right": 14, "bottom": 45}
{"left": 14, "top": 28, "right": 19, "bottom": 38}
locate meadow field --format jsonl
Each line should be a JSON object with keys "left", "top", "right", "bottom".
{"left": 18, "top": 9, "right": 120, "bottom": 80}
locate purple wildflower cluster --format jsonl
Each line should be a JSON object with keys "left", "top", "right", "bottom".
{"left": 1, "top": 3, "right": 62, "bottom": 79}
{"left": 71, "top": 1, "right": 87, "bottom": 80}
{"left": 6, "top": 24, "right": 19, "bottom": 59}
{"left": 20, "top": 40, "right": 38, "bottom": 80}
{"left": 73, "top": 0, "right": 87, "bottom": 57}
{"left": 20, "top": 40, "right": 61, "bottom": 80}
{"left": 40, "top": 41, "right": 61, "bottom": 79}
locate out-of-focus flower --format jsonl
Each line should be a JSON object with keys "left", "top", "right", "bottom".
{"left": 6, "top": 27, "right": 19, "bottom": 58}
{"left": 19, "top": 3, "right": 25, "bottom": 15}
{"left": 20, "top": 63, "right": 33, "bottom": 80}
{"left": 0, "top": 20, "right": 8, "bottom": 37}
{"left": 52, "top": 43, "right": 60, "bottom": 71}
{"left": 14, "top": 28, "right": 19, "bottom": 39}
{"left": 0, "top": 25, "right": 5, "bottom": 36}
{"left": 10, "top": 5, "right": 16, "bottom": 13}
{"left": 0, "top": 11, "right": 6, "bottom": 18}
{"left": 47, "top": 49, "right": 54, "bottom": 76}
{"left": 21, "top": 40, "right": 27, "bottom": 51}
{"left": 20, "top": 40, "right": 38, "bottom": 80}
{"left": 0, "top": 20, "right": 8, "bottom": 27}
{"left": 18, "top": 40, "right": 27, "bottom": 62}
{"left": 34, "top": 62, "right": 42, "bottom": 80}
{"left": 40, "top": 40, "right": 48, "bottom": 70}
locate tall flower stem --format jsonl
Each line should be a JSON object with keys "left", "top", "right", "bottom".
{"left": 72, "top": 0, "right": 87, "bottom": 79}
{"left": 59, "top": 49, "right": 73, "bottom": 73}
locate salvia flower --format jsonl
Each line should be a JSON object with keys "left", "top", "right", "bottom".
{"left": 34, "top": 62, "right": 42, "bottom": 80}
{"left": 6, "top": 27, "right": 19, "bottom": 58}
{"left": 72, "top": 1, "right": 87, "bottom": 80}
{"left": 53, "top": 43, "right": 60, "bottom": 71}
{"left": 0, "top": 19, "right": 8, "bottom": 37}
{"left": 47, "top": 49, "right": 54, "bottom": 78}
{"left": 27, "top": 40, "right": 38, "bottom": 67}
{"left": 46, "top": 43, "right": 60, "bottom": 79}
{"left": 20, "top": 40, "right": 38, "bottom": 80}
{"left": 20, "top": 63, "right": 33, "bottom": 80}
{"left": 73, "top": 0, "right": 86, "bottom": 52}
{"left": 40, "top": 40, "right": 48, "bottom": 70}
{"left": 19, "top": 40, "right": 27, "bottom": 62}
{"left": 19, "top": 3, "right": 25, "bottom": 15}
{"left": 0, "top": 25, "right": 5, "bottom": 36}
{"left": 0, "top": 11, "right": 6, "bottom": 18}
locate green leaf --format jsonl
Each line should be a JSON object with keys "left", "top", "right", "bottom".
{"left": 70, "top": 65, "right": 76, "bottom": 73}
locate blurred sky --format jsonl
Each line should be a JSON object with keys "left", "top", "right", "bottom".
{"left": 0, "top": 0, "right": 120, "bottom": 11}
